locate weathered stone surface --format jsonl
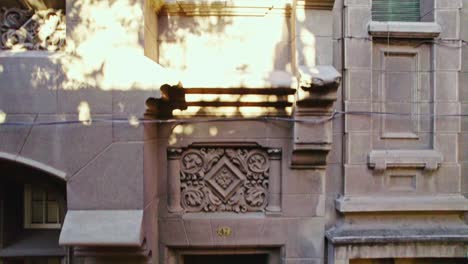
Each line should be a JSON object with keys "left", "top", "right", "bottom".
{"left": 286, "top": 218, "right": 324, "bottom": 258}
{"left": 284, "top": 169, "right": 323, "bottom": 194}
{"left": 0, "top": 114, "right": 36, "bottom": 156}
{"left": 436, "top": 9, "right": 459, "bottom": 40}
{"left": 67, "top": 142, "right": 144, "bottom": 210}
{"left": 283, "top": 194, "right": 325, "bottom": 217}
{"left": 20, "top": 114, "right": 112, "bottom": 176}
{"left": 0, "top": 53, "right": 59, "bottom": 114}
{"left": 159, "top": 218, "right": 188, "bottom": 246}
{"left": 345, "top": 6, "right": 371, "bottom": 38}
{"left": 183, "top": 218, "right": 213, "bottom": 246}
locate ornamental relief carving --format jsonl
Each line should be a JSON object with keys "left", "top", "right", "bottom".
{"left": 180, "top": 148, "right": 270, "bottom": 213}
{"left": 1, "top": 7, "right": 65, "bottom": 51}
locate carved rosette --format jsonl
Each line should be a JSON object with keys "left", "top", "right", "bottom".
{"left": 179, "top": 148, "right": 270, "bottom": 213}
{"left": 0, "top": 7, "right": 66, "bottom": 51}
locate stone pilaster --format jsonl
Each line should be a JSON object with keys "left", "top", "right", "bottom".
{"left": 291, "top": 65, "right": 341, "bottom": 168}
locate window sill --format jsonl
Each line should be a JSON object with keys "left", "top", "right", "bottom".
{"left": 368, "top": 21, "right": 441, "bottom": 39}
{"left": 368, "top": 149, "right": 443, "bottom": 171}
{"left": 336, "top": 195, "right": 468, "bottom": 212}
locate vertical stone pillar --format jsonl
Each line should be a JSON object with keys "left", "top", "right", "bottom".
{"left": 266, "top": 148, "right": 282, "bottom": 214}
{"left": 291, "top": 66, "right": 341, "bottom": 168}
{"left": 167, "top": 148, "right": 184, "bottom": 214}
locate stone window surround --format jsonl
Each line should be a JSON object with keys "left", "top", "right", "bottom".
{"left": 368, "top": 43, "right": 440, "bottom": 172}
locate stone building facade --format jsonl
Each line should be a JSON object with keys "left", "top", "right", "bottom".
{"left": 0, "top": 0, "right": 467, "bottom": 264}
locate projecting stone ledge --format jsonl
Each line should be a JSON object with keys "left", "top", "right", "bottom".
{"left": 336, "top": 195, "right": 468, "bottom": 213}
{"left": 368, "top": 149, "right": 443, "bottom": 171}
{"left": 369, "top": 21, "right": 441, "bottom": 39}
{"left": 296, "top": 65, "right": 341, "bottom": 111}
{"left": 327, "top": 227, "right": 468, "bottom": 245}
{"left": 326, "top": 226, "right": 468, "bottom": 245}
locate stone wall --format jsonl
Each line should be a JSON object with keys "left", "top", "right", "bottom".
{"left": 461, "top": 0, "right": 468, "bottom": 201}
{"left": 0, "top": 0, "right": 168, "bottom": 262}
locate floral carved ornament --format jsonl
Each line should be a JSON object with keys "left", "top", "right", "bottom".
{"left": 180, "top": 148, "right": 270, "bottom": 213}
{"left": 1, "top": 7, "right": 65, "bottom": 50}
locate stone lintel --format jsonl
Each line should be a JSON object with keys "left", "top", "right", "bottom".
{"left": 336, "top": 195, "right": 468, "bottom": 213}
{"left": 326, "top": 226, "right": 468, "bottom": 245}
{"left": 369, "top": 21, "right": 441, "bottom": 39}
{"left": 368, "top": 149, "right": 443, "bottom": 171}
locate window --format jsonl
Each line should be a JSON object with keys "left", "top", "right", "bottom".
{"left": 372, "top": 0, "right": 421, "bottom": 22}
{"left": 24, "top": 185, "right": 61, "bottom": 229}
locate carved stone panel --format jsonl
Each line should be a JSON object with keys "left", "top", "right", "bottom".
{"left": 179, "top": 148, "right": 271, "bottom": 213}
{"left": 0, "top": 7, "right": 65, "bottom": 51}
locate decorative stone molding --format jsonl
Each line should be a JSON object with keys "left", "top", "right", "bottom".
{"left": 167, "top": 144, "right": 282, "bottom": 214}
{"left": 368, "top": 21, "right": 441, "bottom": 39}
{"left": 327, "top": 226, "right": 468, "bottom": 245}
{"left": 291, "top": 65, "right": 341, "bottom": 168}
{"left": 296, "top": 0, "right": 335, "bottom": 10}
{"left": 335, "top": 195, "right": 468, "bottom": 213}
{"left": 368, "top": 150, "right": 443, "bottom": 171}
{"left": 0, "top": 7, "right": 65, "bottom": 51}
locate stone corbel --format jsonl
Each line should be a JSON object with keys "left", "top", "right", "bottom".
{"left": 291, "top": 65, "right": 341, "bottom": 169}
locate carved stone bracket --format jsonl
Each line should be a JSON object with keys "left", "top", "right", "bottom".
{"left": 167, "top": 144, "right": 282, "bottom": 214}
{"left": 0, "top": 7, "right": 66, "bottom": 51}
{"left": 291, "top": 65, "right": 341, "bottom": 169}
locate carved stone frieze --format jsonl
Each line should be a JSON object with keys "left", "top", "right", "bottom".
{"left": 0, "top": 7, "right": 65, "bottom": 51}
{"left": 179, "top": 148, "right": 271, "bottom": 213}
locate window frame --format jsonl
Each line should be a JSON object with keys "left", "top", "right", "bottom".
{"left": 372, "top": 0, "right": 422, "bottom": 22}
{"left": 24, "top": 184, "right": 62, "bottom": 229}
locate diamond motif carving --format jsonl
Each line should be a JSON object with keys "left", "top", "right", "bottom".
{"left": 206, "top": 156, "right": 245, "bottom": 201}
{"left": 180, "top": 148, "right": 270, "bottom": 213}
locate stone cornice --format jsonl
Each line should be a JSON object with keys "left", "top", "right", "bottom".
{"left": 326, "top": 226, "right": 468, "bottom": 245}
{"left": 295, "top": 0, "right": 335, "bottom": 10}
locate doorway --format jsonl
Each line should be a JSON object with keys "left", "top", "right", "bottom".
{"left": 184, "top": 254, "right": 268, "bottom": 264}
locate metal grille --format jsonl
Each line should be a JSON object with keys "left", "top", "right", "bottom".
{"left": 372, "top": 0, "right": 421, "bottom": 22}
